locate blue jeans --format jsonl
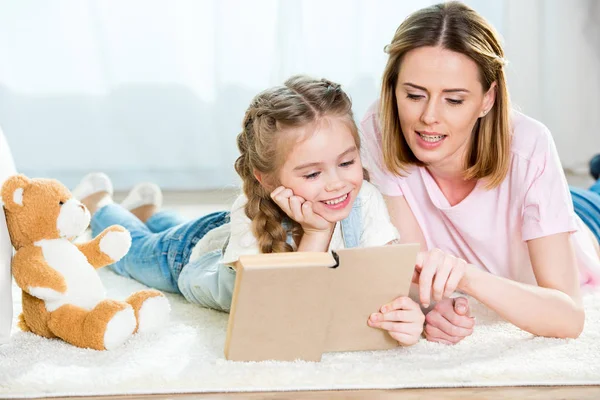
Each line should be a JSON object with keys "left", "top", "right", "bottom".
{"left": 571, "top": 186, "right": 600, "bottom": 243}
{"left": 91, "top": 204, "right": 229, "bottom": 293}
{"left": 590, "top": 179, "right": 600, "bottom": 197}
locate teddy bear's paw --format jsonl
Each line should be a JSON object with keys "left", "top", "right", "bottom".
{"left": 100, "top": 229, "right": 132, "bottom": 262}
{"left": 103, "top": 306, "right": 136, "bottom": 350}
{"left": 137, "top": 294, "right": 171, "bottom": 334}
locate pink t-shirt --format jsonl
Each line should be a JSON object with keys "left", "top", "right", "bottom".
{"left": 361, "top": 102, "right": 600, "bottom": 287}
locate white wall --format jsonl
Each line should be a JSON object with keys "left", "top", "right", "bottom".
{"left": 0, "top": 0, "right": 598, "bottom": 189}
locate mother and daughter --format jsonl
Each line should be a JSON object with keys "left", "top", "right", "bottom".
{"left": 73, "top": 2, "right": 600, "bottom": 346}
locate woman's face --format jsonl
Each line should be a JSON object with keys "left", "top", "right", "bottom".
{"left": 395, "top": 46, "right": 496, "bottom": 169}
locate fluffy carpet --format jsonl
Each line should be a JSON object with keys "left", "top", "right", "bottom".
{"left": 1, "top": 269, "right": 599, "bottom": 398}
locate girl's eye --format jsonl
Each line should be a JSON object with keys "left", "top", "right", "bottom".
{"left": 340, "top": 159, "right": 355, "bottom": 168}
{"left": 447, "top": 98, "right": 464, "bottom": 105}
{"left": 407, "top": 94, "right": 424, "bottom": 101}
{"left": 303, "top": 172, "right": 320, "bottom": 180}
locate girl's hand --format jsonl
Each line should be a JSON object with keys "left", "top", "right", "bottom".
{"left": 270, "top": 186, "right": 333, "bottom": 233}
{"left": 414, "top": 249, "right": 468, "bottom": 308}
{"left": 424, "top": 297, "right": 475, "bottom": 345}
{"left": 368, "top": 296, "right": 425, "bottom": 346}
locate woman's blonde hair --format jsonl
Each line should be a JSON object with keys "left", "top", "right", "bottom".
{"left": 380, "top": 1, "right": 511, "bottom": 188}
{"left": 234, "top": 75, "right": 360, "bottom": 254}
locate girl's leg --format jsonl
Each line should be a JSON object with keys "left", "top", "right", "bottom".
{"left": 93, "top": 206, "right": 230, "bottom": 294}
{"left": 91, "top": 204, "right": 180, "bottom": 292}
{"left": 146, "top": 211, "right": 187, "bottom": 233}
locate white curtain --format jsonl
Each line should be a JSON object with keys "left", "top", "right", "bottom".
{"left": 0, "top": 0, "right": 597, "bottom": 189}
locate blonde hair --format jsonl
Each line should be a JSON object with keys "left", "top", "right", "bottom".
{"left": 380, "top": 1, "right": 511, "bottom": 188}
{"left": 234, "top": 75, "right": 360, "bottom": 254}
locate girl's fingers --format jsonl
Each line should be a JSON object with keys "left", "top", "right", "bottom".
{"left": 289, "top": 196, "right": 304, "bottom": 221}
{"left": 389, "top": 331, "right": 420, "bottom": 346}
{"left": 270, "top": 186, "right": 285, "bottom": 198}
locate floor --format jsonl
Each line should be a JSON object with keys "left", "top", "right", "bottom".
{"left": 92, "top": 173, "right": 600, "bottom": 400}
{"left": 47, "top": 386, "right": 600, "bottom": 400}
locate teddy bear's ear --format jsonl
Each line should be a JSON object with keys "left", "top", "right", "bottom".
{"left": 1, "top": 174, "right": 31, "bottom": 211}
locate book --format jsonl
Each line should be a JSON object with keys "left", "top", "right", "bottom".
{"left": 225, "top": 243, "right": 419, "bottom": 362}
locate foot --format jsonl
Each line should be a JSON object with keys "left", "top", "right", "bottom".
{"left": 72, "top": 172, "right": 114, "bottom": 216}
{"left": 121, "top": 183, "right": 163, "bottom": 223}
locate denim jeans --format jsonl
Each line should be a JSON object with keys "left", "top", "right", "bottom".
{"left": 91, "top": 204, "right": 229, "bottom": 293}
{"left": 570, "top": 186, "right": 600, "bottom": 243}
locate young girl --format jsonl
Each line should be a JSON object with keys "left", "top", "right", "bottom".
{"left": 73, "top": 76, "right": 425, "bottom": 346}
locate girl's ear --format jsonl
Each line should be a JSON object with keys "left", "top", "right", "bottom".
{"left": 253, "top": 170, "right": 278, "bottom": 193}
{"left": 253, "top": 169, "right": 265, "bottom": 185}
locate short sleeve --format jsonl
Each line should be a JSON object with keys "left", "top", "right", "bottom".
{"left": 359, "top": 181, "right": 400, "bottom": 247}
{"left": 521, "top": 129, "right": 578, "bottom": 241}
{"left": 360, "top": 102, "right": 404, "bottom": 197}
{"left": 221, "top": 194, "right": 261, "bottom": 264}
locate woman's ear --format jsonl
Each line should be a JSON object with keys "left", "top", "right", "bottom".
{"left": 480, "top": 81, "right": 497, "bottom": 117}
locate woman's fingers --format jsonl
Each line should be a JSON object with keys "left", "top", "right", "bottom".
{"left": 432, "top": 254, "right": 454, "bottom": 302}
{"left": 424, "top": 323, "right": 462, "bottom": 344}
{"left": 444, "top": 259, "right": 466, "bottom": 298}
{"left": 425, "top": 308, "right": 473, "bottom": 337}
{"left": 419, "top": 249, "right": 444, "bottom": 307}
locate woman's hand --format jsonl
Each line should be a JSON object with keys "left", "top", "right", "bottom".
{"left": 368, "top": 296, "right": 425, "bottom": 346}
{"left": 414, "top": 249, "right": 468, "bottom": 308}
{"left": 424, "top": 297, "right": 475, "bottom": 345}
{"left": 270, "top": 186, "right": 333, "bottom": 233}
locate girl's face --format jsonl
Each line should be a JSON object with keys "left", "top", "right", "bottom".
{"left": 395, "top": 46, "right": 496, "bottom": 170}
{"left": 276, "top": 116, "right": 364, "bottom": 223}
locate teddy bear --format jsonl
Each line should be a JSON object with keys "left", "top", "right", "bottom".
{"left": 1, "top": 174, "right": 170, "bottom": 350}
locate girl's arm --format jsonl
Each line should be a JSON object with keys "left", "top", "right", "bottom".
{"left": 460, "top": 232, "right": 584, "bottom": 338}
{"left": 270, "top": 186, "right": 334, "bottom": 252}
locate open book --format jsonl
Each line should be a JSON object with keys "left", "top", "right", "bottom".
{"left": 225, "top": 243, "right": 419, "bottom": 362}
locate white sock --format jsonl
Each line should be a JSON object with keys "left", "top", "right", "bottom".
{"left": 121, "top": 183, "right": 163, "bottom": 211}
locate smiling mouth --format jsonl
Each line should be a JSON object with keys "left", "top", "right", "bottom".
{"left": 417, "top": 132, "right": 447, "bottom": 143}
{"left": 321, "top": 193, "right": 348, "bottom": 205}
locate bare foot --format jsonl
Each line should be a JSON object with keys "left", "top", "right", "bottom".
{"left": 81, "top": 191, "right": 112, "bottom": 216}
{"left": 129, "top": 204, "right": 158, "bottom": 223}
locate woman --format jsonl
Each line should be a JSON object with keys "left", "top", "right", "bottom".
{"left": 363, "top": 1, "right": 600, "bottom": 344}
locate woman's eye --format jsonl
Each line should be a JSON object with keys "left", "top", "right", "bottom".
{"left": 447, "top": 98, "right": 464, "bottom": 105}
{"left": 407, "top": 94, "right": 423, "bottom": 101}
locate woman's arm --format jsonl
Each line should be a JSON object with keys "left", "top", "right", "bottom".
{"left": 383, "top": 195, "right": 427, "bottom": 250}
{"left": 387, "top": 195, "right": 585, "bottom": 339}
{"left": 382, "top": 195, "right": 475, "bottom": 343}
{"left": 460, "top": 232, "right": 584, "bottom": 338}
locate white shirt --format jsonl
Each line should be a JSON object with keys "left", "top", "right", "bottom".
{"left": 188, "top": 181, "right": 400, "bottom": 265}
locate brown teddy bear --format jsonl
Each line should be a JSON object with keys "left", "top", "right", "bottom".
{"left": 1, "top": 174, "right": 170, "bottom": 350}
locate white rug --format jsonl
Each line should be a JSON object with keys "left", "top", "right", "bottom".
{"left": 1, "top": 269, "right": 599, "bottom": 399}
